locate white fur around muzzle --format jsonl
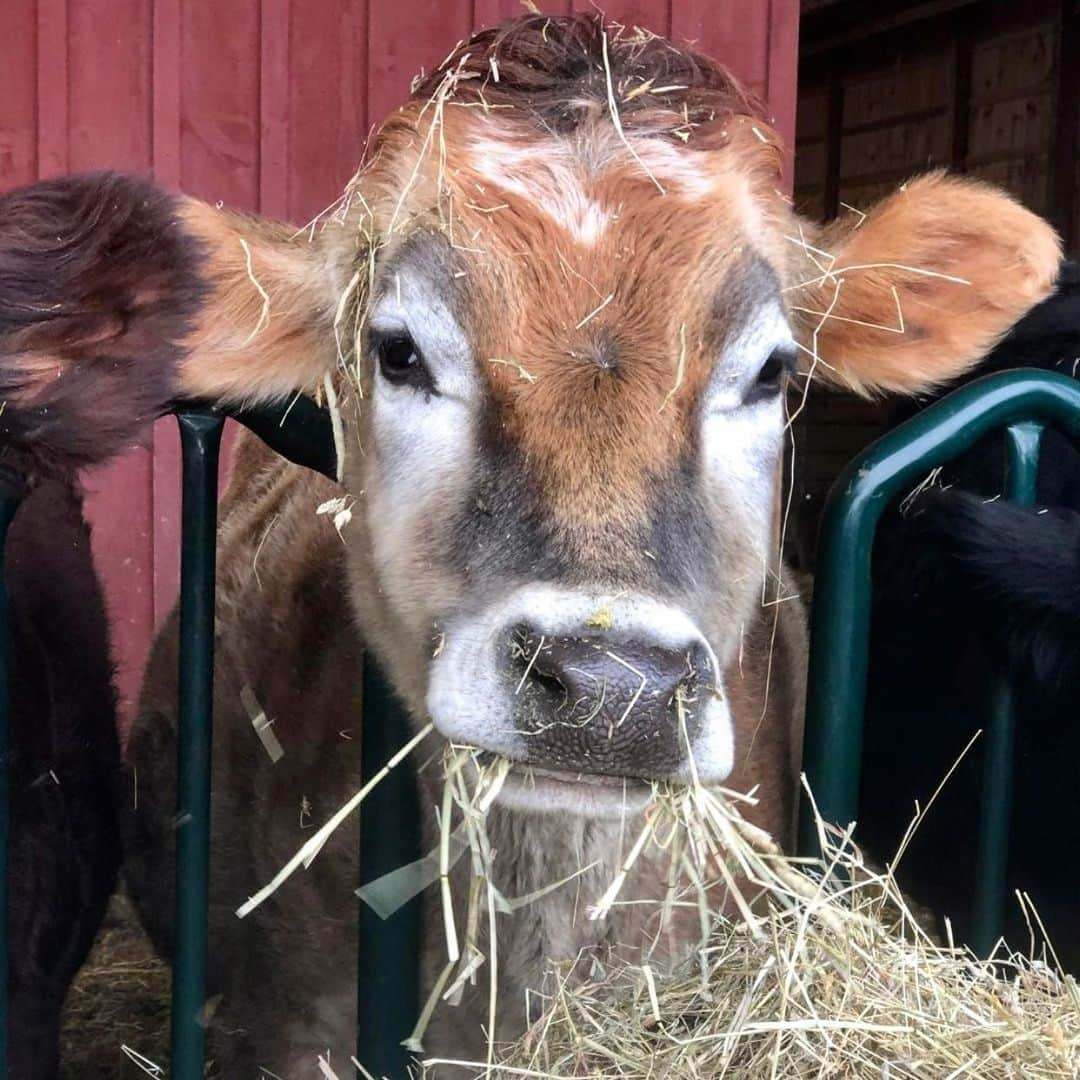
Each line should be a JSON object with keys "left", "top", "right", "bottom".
{"left": 426, "top": 584, "right": 735, "bottom": 790}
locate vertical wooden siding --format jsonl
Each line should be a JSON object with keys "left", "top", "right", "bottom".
{"left": 0, "top": 0, "right": 797, "bottom": 721}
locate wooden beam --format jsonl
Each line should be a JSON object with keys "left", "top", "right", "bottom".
{"left": 950, "top": 7, "right": 975, "bottom": 172}
{"left": 823, "top": 66, "right": 844, "bottom": 220}
{"left": 1049, "top": 0, "right": 1080, "bottom": 248}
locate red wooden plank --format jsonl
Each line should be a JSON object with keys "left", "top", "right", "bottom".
{"left": 67, "top": 0, "right": 155, "bottom": 723}
{"left": 152, "top": 0, "right": 181, "bottom": 189}
{"left": 68, "top": 0, "right": 151, "bottom": 170}
{"left": 260, "top": 0, "right": 291, "bottom": 220}
{"left": 367, "top": 0, "right": 472, "bottom": 132}
{"left": 671, "top": 1, "right": 770, "bottom": 96}
{"left": 0, "top": 0, "right": 38, "bottom": 192}
{"left": 151, "top": 0, "right": 183, "bottom": 642}
{"left": 174, "top": 1, "right": 259, "bottom": 659}
{"left": 36, "top": 0, "right": 69, "bottom": 178}
{"left": 150, "top": 420, "right": 181, "bottom": 638}
{"left": 570, "top": 0, "right": 670, "bottom": 35}
{"left": 473, "top": 0, "right": 572, "bottom": 24}
{"left": 287, "top": 0, "right": 368, "bottom": 226}
{"left": 180, "top": 0, "right": 259, "bottom": 209}
{"left": 767, "top": 0, "right": 800, "bottom": 189}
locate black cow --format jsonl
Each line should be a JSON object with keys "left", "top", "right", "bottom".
{"left": 858, "top": 261, "right": 1080, "bottom": 966}
{"left": 4, "top": 475, "right": 121, "bottom": 1078}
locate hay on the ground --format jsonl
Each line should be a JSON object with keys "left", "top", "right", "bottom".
{"left": 59, "top": 893, "right": 172, "bottom": 1080}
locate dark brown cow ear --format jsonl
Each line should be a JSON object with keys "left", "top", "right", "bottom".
{"left": 787, "top": 172, "right": 1061, "bottom": 397}
{"left": 0, "top": 171, "right": 342, "bottom": 475}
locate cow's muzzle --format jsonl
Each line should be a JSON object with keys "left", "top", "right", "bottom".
{"left": 427, "top": 585, "right": 735, "bottom": 812}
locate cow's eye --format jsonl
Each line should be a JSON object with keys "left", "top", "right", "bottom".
{"left": 745, "top": 346, "right": 795, "bottom": 404}
{"left": 376, "top": 332, "right": 431, "bottom": 390}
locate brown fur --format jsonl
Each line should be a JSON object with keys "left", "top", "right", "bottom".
{"left": 342, "top": 21, "right": 792, "bottom": 548}
{"left": 126, "top": 430, "right": 806, "bottom": 1073}
{"left": 7, "top": 478, "right": 121, "bottom": 1078}
{"left": 0, "top": 172, "right": 202, "bottom": 476}
{"left": 123, "top": 433, "right": 364, "bottom": 1074}
{"left": 455, "top": 170, "right": 784, "bottom": 548}
{"left": 176, "top": 201, "right": 345, "bottom": 404}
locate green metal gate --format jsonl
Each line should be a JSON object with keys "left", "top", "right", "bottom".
{"left": 0, "top": 398, "right": 422, "bottom": 1079}
{"left": 801, "top": 368, "right": 1080, "bottom": 957}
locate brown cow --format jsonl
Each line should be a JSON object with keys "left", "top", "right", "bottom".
{"left": 0, "top": 14, "right": 1059, "bottom": 1076}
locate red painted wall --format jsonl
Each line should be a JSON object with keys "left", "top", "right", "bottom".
{"left": 0, "top": 0, "right": 798, "bottom": 721}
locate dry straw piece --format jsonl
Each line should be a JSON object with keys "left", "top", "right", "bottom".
{"left": 237, "top": 720, "right": 1080, "bottom": 1079}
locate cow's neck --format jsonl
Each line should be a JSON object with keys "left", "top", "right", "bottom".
{"left": 423, "top": 802, "right": 645, "bottom": 1061}
{"left": 478, "top": 802, "right": 672, "bottom": 992}
{"left": 485, "top": 804, "right": 629, "bottom": 961}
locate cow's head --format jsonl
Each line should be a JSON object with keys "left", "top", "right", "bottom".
{"left": 0, "top": 15, "right": 1059, "bottom": 815}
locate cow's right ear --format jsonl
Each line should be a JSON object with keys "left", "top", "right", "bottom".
{"left": 0, "top": 171, "right": 344, "bottom": 473}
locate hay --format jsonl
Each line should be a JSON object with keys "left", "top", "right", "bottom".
{"left": 424, "top": 779, "right": 1080, "bottom": 1079}
{"left": 59, "top": 893, "right": 173, "bottom": 1080}
{"left": 237, "top": 724, "right": 1080, "bottom": 1079}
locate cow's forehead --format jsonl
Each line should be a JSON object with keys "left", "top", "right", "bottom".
{"left": 364, "top": 109, "right": 790, "bottom": 360}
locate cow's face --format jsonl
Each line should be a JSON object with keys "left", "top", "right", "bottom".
{"left": 326, "top": 30, "right": 1057, "bottom": 814}
{"left": 348, "top": 111, "right": 795, "bottom": 813}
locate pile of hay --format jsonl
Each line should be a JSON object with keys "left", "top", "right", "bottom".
{"left": 471, "top": 786, "right": 1080, "bottom": 1079}
{"left": 244, "top": 738, "right": 1080, "bottom": 1079}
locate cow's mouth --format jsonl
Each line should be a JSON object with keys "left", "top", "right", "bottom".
{"left": 475, "top": 751, "right": 656, "bottom": 816}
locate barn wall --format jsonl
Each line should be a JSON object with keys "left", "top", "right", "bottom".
{"left": 789, "top": 0, "right": 1076, "bottom": 566}
{"left": 0, "top": 0, "right": 799, "bottom": 720}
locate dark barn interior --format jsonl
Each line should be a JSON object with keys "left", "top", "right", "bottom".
{"left": 792, "top": 0, "right": 1080, "bottom": 563}
{"left": 794, "top": 0, "right": 1080, "bottom": 969}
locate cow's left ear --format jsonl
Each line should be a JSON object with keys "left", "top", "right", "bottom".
{"left": 787, "top": 172, "right": 1061, "bottom": 396}
{"left": 0, "top": 171, "right": 346, "bottom": 474}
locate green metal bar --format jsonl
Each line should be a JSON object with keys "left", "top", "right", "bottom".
{"left": 970, "top": 421, "right": 1043, "bottom": 955}
{"left": 168, "top": 399, "right": 421, "bottom": 1074}
{"left": 170, "top": 410, "right": 225, "bottom": 1080}
{"left": 800, "top": 371, "right": 1080, "bottom": 866}
{"left": 357, "top": 660, "right": 422, "bottom": 1080}
{"left": 0, "top": 475, "right": 24, "bottom": 1078}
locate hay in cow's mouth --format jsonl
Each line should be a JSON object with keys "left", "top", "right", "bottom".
{"left": 475, "top": 748, "right": 655, "bottom": 789}
{"left": 233, "top": 716, "right": 1080, "bottom": 1079}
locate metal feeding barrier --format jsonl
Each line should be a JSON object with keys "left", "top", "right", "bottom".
{"left": 0, "top": 397, "right": 422, "bottom": 1079}
{"left": 800, "top": 368, "right": 1080, "bottom": 958}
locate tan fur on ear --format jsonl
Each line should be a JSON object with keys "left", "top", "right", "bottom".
{"left": 177, "top": 200, "right": 346, "bottom": 404}
{"left": 787, "top": 172, "right": 1061, "bottom": 396}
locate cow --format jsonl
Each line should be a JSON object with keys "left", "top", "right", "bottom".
{"left": 0, "top": 13, "right": 1060, "bottom": 1075}
{"left": 3, "top": 476, "right": 121, "bottom": 1079}
{"left": 859, "top": 260, "right": 1080, "bottom": 968}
